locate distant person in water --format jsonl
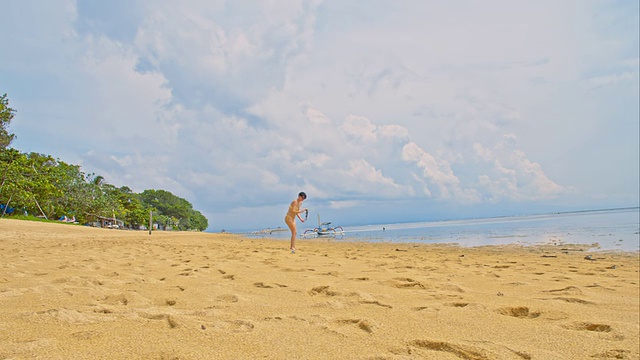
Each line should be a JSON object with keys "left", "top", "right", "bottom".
{"left": 284, "top": 192, "right": 307, "bottom": 253}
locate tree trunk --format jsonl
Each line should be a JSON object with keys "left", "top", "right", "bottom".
{"left": 33, "top": 195, "right": 47, "bottom": 219}
{"left": 1, "top": 193, "right": 12, "bottom": 217}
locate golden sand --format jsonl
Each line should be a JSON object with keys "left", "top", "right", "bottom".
{"left": 0, "top": 219, "right": 638, "bottom": 359}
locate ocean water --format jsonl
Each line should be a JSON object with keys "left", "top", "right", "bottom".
{"left": 249, "top": 208, "right": 640, "bottom": 252}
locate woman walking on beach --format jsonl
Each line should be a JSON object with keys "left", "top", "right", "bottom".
{"left": 285, "top": 192, "right": 307, "bottom": 253}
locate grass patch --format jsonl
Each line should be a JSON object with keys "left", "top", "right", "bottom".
{"left": 1, "top": 214, "right": 82, "bottom": 225}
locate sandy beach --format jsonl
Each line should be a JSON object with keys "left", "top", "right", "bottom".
{"left": 0, "top": 219, "right": 638, "bottom": 359}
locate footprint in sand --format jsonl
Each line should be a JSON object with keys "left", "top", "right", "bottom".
{"left": 34, "top": 309, "right": 95, "bottom": 324}
{"left": 543, "top": 286, "right": 582, "bottom": 295}
{"left": 100, "top": 292, "right": 151, "bottom": 307}
{"left": 178, "top": 268, "right": 197, "bottom": 276}
{"left": 585, "top": 283, "right": 615, "bottom": 291}
{"left": 385, "top": 277, "right": 426, "bottom": 289}
{"left": 492, "top": 265, "right": 511, "bottom": 269}
{"left": 590, "top": 349, "right": 631, "bottom": 359}
{"left": 312, "top": 300, "right": 350, "bottom": 309}
{"left": 308, "top": 285, "right": 339, "bottom": 296}
{"left": 207, "top": 320, "right": 254, "bottom": 333}
{"left": 359, "top": 300, "right": 392, "bottom": 309}
{"left": 402, "top": 340, "right": 491, "bottom": 360}
{"left": 253, "top": 282, "right": 271, "bottom": 288}
{"left": 445, "top": 302, "right": 470, "bottom": 308}
{"left": 399, "top": 339, "right": 532, "bottom": 359}
{"left": 254, "top": 282, "right": 289, "bottom": 288}
{"left": 216, "top": 294, "right": 239, "bottom": 303}
{"left": 551, "top": 275, "right": 573, "bottom": 281}
{"left": 546, "top": 297, "right": 594, "bottom": 305}
{"left": 563, "top": 322, "right": 612, "bottom": 332}
{"left": 100, "top": 293, "right": 129, "bottom": 306}
{"left": 226, "top": 320, "right": 255, "bottom": 332}
{"left": 495, "top": 306, "right": 541, "bottom": 319}
{"left": 138, "top": 312, "right": 180, "bottom": 329}
{"left": 70, "top": 330, "right": 101, "bottom": 340}
{"left": 440, "top": 283, "right": 465, "bottom": 293}
{"left": 166, "top": 316, "right": 180, "bottom": 328}
{"left": 335, "top": 318, "right": 375, "bottom": 333}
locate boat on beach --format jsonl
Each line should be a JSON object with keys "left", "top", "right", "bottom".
{"left": 302, "top": 214, "right": 344, "bottom": 238}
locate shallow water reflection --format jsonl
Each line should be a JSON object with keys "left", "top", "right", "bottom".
{"left": 251, "top": 208, "right": 640, "bottom": 252}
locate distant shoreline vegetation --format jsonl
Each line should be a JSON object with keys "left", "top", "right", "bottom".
{"left": 1, "top": 92, "right": 207, "bottom": 231}
{"left": 0, "top": 148, "right": 208, "bottom": 231}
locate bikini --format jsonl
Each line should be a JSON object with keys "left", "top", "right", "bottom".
{"left": 284, "top": 203, "right": 298, "bottom": 225}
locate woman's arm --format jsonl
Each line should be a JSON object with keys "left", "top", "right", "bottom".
{"left": 296, "top": 207, "right": 308, "bottom": 221}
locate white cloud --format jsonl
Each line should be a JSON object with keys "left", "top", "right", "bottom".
{"left": 377, "top": 124, "right": 410, "bottom": 141}
{"left": 473, "top": 143, "right": 494, "bottom": 162}
{"left": 341, "top": 115, "right": 378, "bottom": 143}
{"left": 473, "top": 136, "right": 568, "bottom": 202}
{"left": 78, "top": 38, "right": 176, "bottom": 140}
{"left": 588, "top": 71, "right": 638, "bottom": 90}
{"left": 328, "top": 200, "right": 361, "bottom": 209}
{"left": 346, "top": 159, "right": 400, "bottom": 190}
{"left": 2, "top": 1, "right": 637, "bottom": 230}
{"left": 401, "top": 142, "right": 479, "bottom": 202}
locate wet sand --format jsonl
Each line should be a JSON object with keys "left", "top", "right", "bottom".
{"left": 1, "top": 219, "right": 638, "bottom": 359}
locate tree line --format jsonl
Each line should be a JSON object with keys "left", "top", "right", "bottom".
{"left": 0, "top": 93, "right": 208, "bottom": 231}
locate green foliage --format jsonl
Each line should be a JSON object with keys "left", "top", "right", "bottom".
{"left": 186, "top": 209, "right": 209, "bottom": 232}
{"left": 0, "top": 92, "right": 208, "bottom": 231}
{"left": 0, "top": 94, "right": 16, "bottom": 149}
{"left": 139, "top": 189, "right": 208, "bottom": 231}
{"left": 0, "top": 147, "right": 209, "bottom": 231}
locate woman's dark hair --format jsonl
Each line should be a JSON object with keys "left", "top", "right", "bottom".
{"left": 298, "top": 192, "right": 307, "bottom": 199}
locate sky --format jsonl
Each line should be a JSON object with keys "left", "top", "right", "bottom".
{"left": 1, "top": 0, "right": 638, "bottom": 232}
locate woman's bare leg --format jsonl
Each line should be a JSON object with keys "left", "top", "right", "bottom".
{"left": 286, "top": 219, "right": 296, "bottom": 251}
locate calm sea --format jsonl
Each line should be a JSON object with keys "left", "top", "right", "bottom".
{"left": 249, "top": 208, "right": 640, "bottom": 252}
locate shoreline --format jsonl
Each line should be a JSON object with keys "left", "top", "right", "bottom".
{"left": 249, "top": 233, "right": 639, "bottom": 254}
{"left": 249, "top": 206, "right": 640, "bottom": 252}
{"left": 1, "top": 219, "right": 638, "bottom": 359}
